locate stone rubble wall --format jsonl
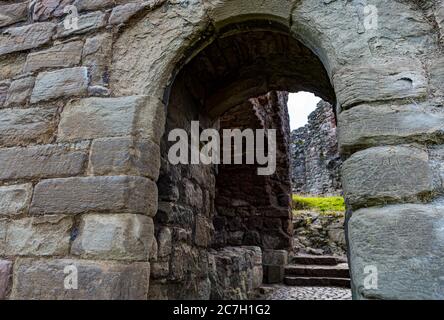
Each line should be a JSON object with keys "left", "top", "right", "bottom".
{"left": 215, "top": 91, "right": 293, "bottom": 251}
{"left": 291, "top": 100, "right": 342, "bottom": 195}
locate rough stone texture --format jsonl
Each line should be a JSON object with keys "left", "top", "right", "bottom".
{"left": 31, "top": 67, "right": 89, "bottom": 103}
{"left": 89, "top": 137, "right": 160, "bottom": 180}
{"left": 0, "top": 184, "right": 32, "bottom": 217}
{"left": 55, "top": 11, "right": 107, "bottom": 38}
{"left": 349, "top": 203, "right": 444, "bottom": 300}
{"left": 82, "top": 33, "right": 112, "bottom": 86}
{"left": 342, "top": 146, "right": 434, "bottom": 209}
{"left": 72, "top": 214, "right": 154, "bottom": 261}
{"left": 4, "top": 76, "right": 36, "bottom": 107}
{"left": 58, "top": 96, "right": 165, "bottom": 143}
{"left": 291, "top": 100, "right": 342, "bottom": 195}
{"left": 0, "top": 107, "right": 57, "bottom": 147}
{"left": 209, "top": 246, "right": 263, "bottom": 300}
{"left": 0, "top": 215, "right": 73, "bottom": 256}
{"left": 338, "top": 103, "right": 444, "bottom": 155}
{"left": 333, "top": 59, "right": 428, "bottom": 109}
{"left": 264, "top": 285, "right": 352, "bottom": 300}
{"left": 0, "top": 54, "right": 25, "bottom": 82}
{"left": 23, "top": 41, "right": 84, "bottom": 73}
{"left": 0, "top": 23, "right": 56, "bottom": 56}
{"left": 0, "top": 260, "right": 12, "bottom": 300}
{"left": 11, "top": 258, "right": 150, "bottom": 300}
{"left": 0, "top": 143, "right": 88, "bottom": 182}
{"left": 30, "top": 176, "right": 158, "bottom": 216}
{"left": 0, "top": 2, "right": 28, "bottom": 28}
{"left": 292, "top": 211, "right": 346, "bottom": 256}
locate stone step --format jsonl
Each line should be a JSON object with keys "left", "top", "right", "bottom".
{"left": 285, "top": 264, "right": 350, "bottom": 278}
{"left": 284, "top": 276, "right": 351, "bottom": 288}
{"left": 291, "top": 255, "right": 347, "bottom": 266}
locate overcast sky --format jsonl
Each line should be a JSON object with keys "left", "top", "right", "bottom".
{"left": 288, "top": 92, "right": 321, "bottom": 131}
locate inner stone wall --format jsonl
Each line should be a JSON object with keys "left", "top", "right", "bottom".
{"left": 215, "top": 91, "right": 293, "bottom": 250}
{"left": 291, "top": 100, "right": 342, "bottom": 195}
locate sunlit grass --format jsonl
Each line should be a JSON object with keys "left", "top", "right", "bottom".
{"left": 292, "top": 195, "right": 345, "bottom": 214}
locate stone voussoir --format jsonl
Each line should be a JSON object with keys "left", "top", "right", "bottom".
{"left": 30, "top": 176, "right": 158, "bottom": 216}
{"left": 11, "top": 258, "right": 150, "bottom": 300}
{"left": 333, "top": 58, "right": 428, "bottom": 109}
{"left": 338, "top": 103, "right": 444, "bottom": 154}
{"left": 72, "top": 214, "right": 154, "bottom": 261}
{"left": 341, "top": 145, "right": 434, "bottom": 209}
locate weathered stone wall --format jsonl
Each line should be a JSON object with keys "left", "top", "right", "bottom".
{"left": 291, "top": 100, "right": 342, "bottom": 195}
{"left": 0, "top": 0, "right": 443, "bottom": 300}
{"left": 215, "top": 92, "right": 293, "bottom": 251}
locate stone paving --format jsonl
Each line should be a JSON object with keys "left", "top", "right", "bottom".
{"left": 263, "top": 285, "right": 352, "bottom": 300}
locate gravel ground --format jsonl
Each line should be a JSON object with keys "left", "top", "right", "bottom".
{"left": 263, "top": 285, "right": 352, "bottom": 300}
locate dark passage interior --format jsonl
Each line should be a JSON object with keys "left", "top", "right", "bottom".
{"left": 152, "top": 28, "right": 340, "bottom": 299}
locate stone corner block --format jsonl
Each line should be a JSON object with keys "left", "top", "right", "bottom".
{"left": 349, "top": 203, "right": 444, "bottom": 300}
{"left": 11, "top": 258, "right": 150, "bottom": 300}
{"left": 342, "top": 146, "right": 433, "bottom": 209}
{"left": 57, "top": 96, "right": 165, "bottom": 144}
{"left": 72, "top": 214, "right": 154, "bottom": 261}
{"left": 89, "top": 136, "right": 160, "bottom": 180}
{"left": 30, "top": 176, "right": 158, "bottom": 216}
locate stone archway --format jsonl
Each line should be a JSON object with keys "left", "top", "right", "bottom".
{"left": 0, "top": 0, "right": 443, "bottom": 300}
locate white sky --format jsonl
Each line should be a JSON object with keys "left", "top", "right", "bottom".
{"left": 287, "top": 92, "right": 321, "bottom": 130}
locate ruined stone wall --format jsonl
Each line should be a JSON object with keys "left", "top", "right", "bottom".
{"left": 215, "top": 91, "right": 293, "bottom": 250}
{"left": 291, "top": 100, "right": 342, "bottom": 195}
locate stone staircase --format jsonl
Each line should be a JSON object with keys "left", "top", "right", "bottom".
{"left": 284, "top": 255, "right": 351, "bottom": 288}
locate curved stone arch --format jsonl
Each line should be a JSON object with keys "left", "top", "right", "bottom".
{"left": 106, "top": 0, "right": 444, "bottom": 300}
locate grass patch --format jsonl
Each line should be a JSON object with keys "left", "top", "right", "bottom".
{"left": 292, "top": 195, "right": 345, "bottom": 214}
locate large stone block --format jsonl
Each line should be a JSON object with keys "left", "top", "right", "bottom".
{"left": 349, "top": 203, "right": 444, "bottom": 300}
{"left": 56, "top": 11, "right": 107, "bottom": 38}
{"left": 0, "top": 184, "right": 32, "bottom": 216}
{"left": 338, "top": 103, "right": 444, "bottom": 154}
{"left": 82, "top": 33, "right": 112, "bottom": 85}
{"left": 263, "top": 250, "right": 288, "bottom": 266}
{"left": 89, "top": 136, "right": 160, "bottom": 180}
{"left": 0, "top": 107, "right": 57, "bottom": 147}
{"left": 342, "top": 146, "right": 433, "bottom": 209}
{"left": 333, "top": 59, "right": 428, "bottom": 109}
{"left": 0, "top": 54, "right": 26, "bottom": 82}
{"left": 23, "top": 41, "right": 84, "bottom": 73}
{"left": 0, "top": 260, "right": 12, "bottom": 300}
{"left": 0, "top": 215, "right": 73, "bottom": 256}
{"left": 11, "top": 258, "right": 150, "bottom": 300}
{"left": 0, "top": 2, "right": 27, "bottom": 27}
{"left": 31, "top": 67, "right": 89, "bottom": 103}
{"left": 30, "top": 176, "right": 158, "bottom": 216}
{"left": 58, "top": 96, "right": 165, "bottom": 144}
{"left": 72, "top": 214, "right": 154, "bottom": 261}
{"left": 0, "top": 143, "right": 88, "bottom": 182}
{"left": 0, "top": 23, "right": 56, "bottom": 56}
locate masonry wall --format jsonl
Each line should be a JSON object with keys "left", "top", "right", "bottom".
{"left": 0, "top": 0, "right": 443, "bottom": 300}
{"left": 291, "top": 100, "right": 342, "bottom": 195}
